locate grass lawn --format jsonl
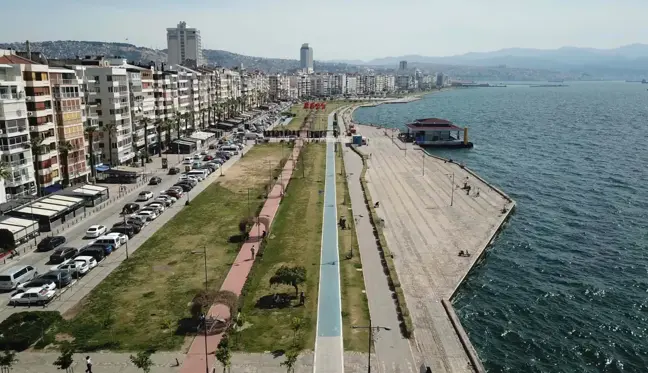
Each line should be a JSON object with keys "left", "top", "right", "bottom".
{"left": 335, "top": 143, "right": 370, "bottom": 351}
{"left": 63, "top": 144, "right": 291, "bottom": 351}
{"left": 285, "top": 105, "right": 310, "bottom": 131}
{"left": 284, "top": 102, "right": 350, "bottom": 131}
{"left": 234, "top": 143, "right": 326, "bottom": 352}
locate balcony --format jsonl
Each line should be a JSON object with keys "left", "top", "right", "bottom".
{"left": 51, "top": 79, "right": 78, "bottom": 86}
{"left": 0, "top": 91, "right": 25, "bottom": 101}
{"left": 27, "top": 108, "right": 53, "bottom": 117}
{"left": 5, "top": 173, "right": 34, "bottom": 187}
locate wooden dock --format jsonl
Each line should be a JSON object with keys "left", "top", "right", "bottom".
{"left": 352, "top": 124, "right": 515, "bottom": 373}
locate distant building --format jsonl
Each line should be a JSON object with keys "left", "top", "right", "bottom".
{"left": 399, "top": 60, "right": 408, "bottom": 71}
{"left": 300, "top": 43, "right": 314, "bottom": 74}
{"left": 436, "top": 73, "right": 445, "bottom": 88}
{"left": 167, "top": 21, "right": 204, "bottom": 67}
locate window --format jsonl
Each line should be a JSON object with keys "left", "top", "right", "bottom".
{"left": 94, "top": 76, "right": 99, "bottom": 82}
{"left": 107, "top": 75, "right": 113, "bottom": 82}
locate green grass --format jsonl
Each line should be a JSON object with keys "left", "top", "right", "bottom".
{"left": 235, "top": 143, "right": 326, "bottom": 352}
{"left": 63, "top": 144, "right": 292, "bottom": 351}
{"left": 335, "top": 143, "right": 370, "bottom": 351}
{"left": 284, "top": 102, "right": 349, "bottom": 131}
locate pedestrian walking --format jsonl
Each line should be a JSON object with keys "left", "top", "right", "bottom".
{"left": 85, "top": 356, "right": 93, "bottom": 373}
{"left": 250, "top": 245, "right": 255, "bottom": 259}
{"left": 299, "top": 291, "right": 305, "bottom": 305}
{"left": 262, "top": 230, "right": 267, "bottom": 239}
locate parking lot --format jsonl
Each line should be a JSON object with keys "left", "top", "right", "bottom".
{"left": 0, "top": 104, "right": 294, "bottom": 322}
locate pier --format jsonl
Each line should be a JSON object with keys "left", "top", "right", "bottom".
{"left": 339, "top": 108, "right": 515, "bottom": 373}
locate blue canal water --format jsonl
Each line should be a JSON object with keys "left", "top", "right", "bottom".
{"left": 353, "top": 82, "right": 648, "bottom": 373}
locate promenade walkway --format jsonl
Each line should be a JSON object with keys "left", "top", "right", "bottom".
{"left": 181, "top": 142, "right": 303, "bottom": 373}
{"left": 313, "top": 113, "right": 344, "bottom": 373}
{"left": 338, "top": 113, "right": 417, "bottom": 372}
{"left": 353, "top": 124, "right": 514, "bottom": 373}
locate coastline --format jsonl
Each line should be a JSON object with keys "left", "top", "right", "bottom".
{"left": 343, "top": 100, "right": 515, "bottom": 372}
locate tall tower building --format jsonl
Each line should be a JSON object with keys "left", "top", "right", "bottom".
{"left": 399, "top": 60, "right": 408, "bottom": 71}
{"left": 300, "top": 43, "right": 314, "bottom": 73}
{"left": 167, "top": 21, "right": 204, "bottom": 67}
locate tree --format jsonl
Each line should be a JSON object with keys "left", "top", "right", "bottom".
{"left": 53, "top": 342, "right": 74, "bottom": 372}
{"left": 84, "top": 125, "right": 98, "bottom": 181}
{"left": 155, "top": 120, "right": 165, "bottom": 157}
{"left": 129, "top": 350, "right": 153, "bottom": 373}
{"left": 215, "top": 103, "right": 224, "bottom": 123}
{"left": 102, "top": 122, "right": 117, "bottom": 165}
{"left": 29, "top": 136, "right": 44, "bottom": 196}
{"left": 200, "top": 107, "right": 208, "bottom": 130}
{"left": 290, "top": 317, "right": 303, "bottom": 341}
{"left": 164, "top": 118, "right": 174, "bottom": 149}
{"left": 215, "top": 335, "right": 231, "bottom": 373}
{"left": 141, "top": 117, "right": 151, "bottom": 160}
{"left": 0, "top": 160, "right": 10, "bottom": 181}
{"left": 0, "top": 350, "right": 16, "bottom": 373}
{"left": 280, "top": 349, "right": 299, "bottom": 373}
{"left": 175, "top": 114, "right": 182, "bottom": 141}
{"left": 269, "top": 266, "right": 306, "bottom": 297}
{"left": 57, "top": 141, "right": 74, "bottom": 187}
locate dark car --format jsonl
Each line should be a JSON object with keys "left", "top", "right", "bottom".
{"left": 121, "top": 203, "right": 140, "bottom": 215}
{"left": 76, "top": 247, "right": 105, "bottom": 262}
{"left": 208, "top": 144, "right": 216, "bottom": 149}
{"left": 165, "top": 189, "right": 183, "bottom": 198}
{"left": 123, "top": 218, "right": 145, "bottom": 230}
{"left": 168, "top": 167, "right": 180, "bottom": 175}
{"left": 49, "top": 247, "right": 78, "bottom": 264}
{"left": 37, "top": 236, "right": 66, "bottom": 252}
{"left": 148, "top": 176, "right": 162, "bottom": 185}
{"left": 202, "top": 155, "right": 213, "bottom": 161}
{"left": 173, "top": 183, "right": 192, "bottom": 192}
{"left": 39, "top": 270, "right": 73, "bottom": 288}
{"left": 110, "top": 225, "right": 136, "bottom": 238}
{"left": 87, "top": 243, "right": 114, "bottom": 255}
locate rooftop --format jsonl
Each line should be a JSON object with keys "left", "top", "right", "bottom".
{"left": 407, "top": 118, "right": 463, "bottom": 131}
{"left": 0, "top": 54, "right": 34, "bottom": 65}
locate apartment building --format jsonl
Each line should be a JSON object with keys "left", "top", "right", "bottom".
{"left": 269, "top": 74, "right": 290, "bottom": 101}
{"left": 290, "top": 75, "right": 311, "bottom": 98}
{"left": 346, "top": 76, "right": 357, "bottom": 95}
{"left": 331, "top": 74, "right": 347, "bottom": 96}
{"left": 49, "top": 67, "right": 88, "bottom": 186}
{"left": 22, "top": 60, "right": 59, "bottom": 194}
{"left": 88, "top": 67, "right": 134, "bottom": 165}
{"left": 0, "top": 53, "right": 36, "bottom": 199}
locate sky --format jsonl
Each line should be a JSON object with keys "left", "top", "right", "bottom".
{"left": 3, "top": 0, "right": 648, "bottom": 61}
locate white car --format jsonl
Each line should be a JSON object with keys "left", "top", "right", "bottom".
{"left": 16, "top": 279, "right": 57, "bottom": 292}
{"left": 105, "top": 232, "right": 129, "bottom": 245}
{"left": 85, "top": 225, "right": 107, "bottom": 238}
{"left": 179, "top": 175, "right": 200, "bottom": 182}
{"left": 137, "top": 191, "right": 154, "bottom": 201}
{"left": 146, "top": 202, "right": 165, "bottom": 212}
{"left": 158, "top": 194, "right": 177, "bottom": 203}
{"left": 53, "top": 260, "right": 89, "bottom": 276}
{"left": 193, "top": 154, "right": 202, "bottom": 160}
{"left": 200, "top": 150, "right": 208, "bottom": 155}
{"left": 10, "top": 287, "right": 56, "bottom": 306}
{"left": 155, "top": 196, "right": 173, "bottom": 206}
{"left": 136, "top": 210, "right": 158, "bottom": 221}
{"left": 183, "top": 157, "right": 192, "bottom": 165}
{"left": 74, "top": 256, "right": 98, "bottom": 270}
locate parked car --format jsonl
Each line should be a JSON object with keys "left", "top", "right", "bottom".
{"left": 145, "top": 202, "right": 165, "bottom": 213}
{"left": 39, "top": 270, "right": 73, "bottom": 288}
{"left": 16, "top": 278, "right": 57, "bottom": 293}
{"left": 76, "top": 247, "right": 105, "bottom": 262}
{"left": 148, "top": 176, "right": 162, "bottom": 185}
{"left": 193, "top": 154, "right": 202, "bottom": 160}
{"left": 9, "top": 287, "right": 56, "bottom": 306}
{"left": 74, "top": 256, "right": 98, "bottom": 270}
{"left": 136, "top": 210, "right": 158, "bottom": 221}
{"left": 165, "top": 189, "right": 183, "bottom": 199}
{"left": 110, "top": 224, "right": 136, "bottom": 237}
{"left": 122, "top": 218, "right": 146, "bottom": 229}
{"left": 183, "top": 157, "right": 193, "bottom": 164}
{"left": 168, "top": 167, "right": 180, "bottom": 175}
{"left": 49, "top": 247, "right": 78, "bottom": 264}
{"left": 121, "top": 203, "right": 140, "bottom": 215}
{"left": 0, "top": 265, "right": 38, "bottom": 290}
{"left": 200, "top": 150, "right": 208, "bottom": 155}
{"left": 85, "top": 243, "right": 114, "bottom": 256}
{"left": 203, "top": 155, "right": 214, "bottom": 161}
{"left": 37, "top": 236, "right": 66, "bottom": 252}
{"left": 158, "top": 194, "right": 177, "bottom": 203}
{"left": 173, "top": 183, "right": 192, "bottom": 192}
{"left": 136, "top": 191, "right": 154, "bottom": 201}
{"left": 105, "top": 232, "right": 129, "bottom": 245}
{"left": 208, "top": 144, "right": 216, "bottom": 149}
{"left": 154, "top": 196, "right": 173, "bottom": 207}
{"left": 50, "top": 259, "right": 89, "bottom": 277}
{"left": 85, "top": 225, "right": 108, "bottom": 238}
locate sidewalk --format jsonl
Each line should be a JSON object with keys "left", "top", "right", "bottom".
{"left": 180, "top": 141, "right": 303, "bottom": 373}
{"left": 339, "top": 109, "right": 417, "bottom": 373}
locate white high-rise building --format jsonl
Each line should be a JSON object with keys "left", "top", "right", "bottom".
{"left": 300, "top": 43, "right": 313, "bottom": 74}
{"left": 167, "top": 21, "right": 205, "bottom": 67}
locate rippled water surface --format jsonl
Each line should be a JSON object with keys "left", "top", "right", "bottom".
{"left": 353, "top": 82, "right": 648, "bottom": 373}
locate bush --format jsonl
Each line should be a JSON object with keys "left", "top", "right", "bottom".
{"left": 0, "top": 312, "right": 63, "bottom": 351}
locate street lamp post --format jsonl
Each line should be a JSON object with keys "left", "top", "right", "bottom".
{"left": 191, "top": 247, "right": 209, "bottom": 373}
{"left": 422, "top": 154, "right": 425, "bottom": 176}
{"left": 123, "top": 214, "right": 129, "bottom": 259}
{"left": 352, "top": 320, "right": 391, "bottom": 373}
{"left": 447, "top": 172, "right": 455, "bottom": 206}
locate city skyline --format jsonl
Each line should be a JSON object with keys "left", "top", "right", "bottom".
{"left": 2, "top": 0, "right": 648, "bottom": 60}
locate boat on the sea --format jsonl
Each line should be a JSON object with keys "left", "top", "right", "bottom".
{"left": 530, "top": 84, "right": 568, "bottom": 88}
{"left": 400, "top": 118, "right": 473, "bottom": 148}
{"left": 548, "top": 79, "right": 564, "bottom": 83}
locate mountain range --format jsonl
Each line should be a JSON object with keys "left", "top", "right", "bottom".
{"left": 332, "top": 44, "right": 648, "bottom": 79}
{"left": 1, "top": 40, "right": 647, "bottom": 80}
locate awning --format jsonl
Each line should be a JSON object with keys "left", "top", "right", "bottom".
{"left": 95, "top": 165, "right": 110, "bottom": 172}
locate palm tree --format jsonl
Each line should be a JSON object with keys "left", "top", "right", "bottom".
{"left": 215, "top": 103, "right": 224, "bottom": 124}
{"left": 181, "top": 112, "right": 191, "bottom": 137}
{"left": 200, "top": 107, "right": 208, "bottom": 130}
{"left": 84, "top": 126, "right": 98, "bottom": 181}
{"left": 0, "top": 160, "right": 10, "bottom": 185}
{"left": 102, "top": 122, "right": 117, "bottom": 165}
{"left": 58, "top": 141, "right": 73, "bottom": 186}
{"left": 175, "top": 114, "right": 182, "bottom": 141}
{"left": 237, "top": 96, "right": 245, "bottom": 114}
{"left": 155, "top": 120, "right": 166, "bottom": 157}
{"left": 29, "top": 136, "right": 44, "bottom": 196}
{"left": 141, "top": 117, "right": 151, "bottom": 161}
{"left": 227, "top": 98, "right": 236, "bottom": 118}
{"left": 164, "top": 118, "right": 174, "bottom": 148}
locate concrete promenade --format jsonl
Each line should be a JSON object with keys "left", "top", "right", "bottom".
{"left": 181, "top": 142, "right": 303, "bottom": 373}
{"left": 313, "top": 112, "right": 344, "bottom": 373}
{"left": 352, "top": 124, "right": 514, "bottom": 373}
{"left": 339, "top": 112, "right": 417, "bottom": 372}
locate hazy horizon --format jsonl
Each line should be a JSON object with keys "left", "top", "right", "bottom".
{"left": 3, "top": 0, "right": 648, "bottom": 60}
